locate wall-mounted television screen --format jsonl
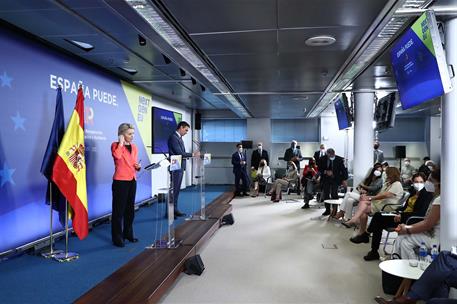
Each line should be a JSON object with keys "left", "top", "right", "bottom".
{"left": 334, "top": 93, "right": 351, "bottom": 130}
{"left": 390, "top": 10, "right": 452, "bottom": 110}
{"left": 375, "top": 93, "right": 397, "bottom": 131}
{"left": 152, "top": 107, "right": 182, "bottom": 154}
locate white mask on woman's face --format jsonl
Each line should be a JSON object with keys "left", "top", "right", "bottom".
{"left": 424, "top": 180, "right": 435, "bottom": 193}
{"left": 373, "top": 170, "right": 382, "bottom": 177}
{"left": 413, "top": 182, "right": 425, "bottom": 192}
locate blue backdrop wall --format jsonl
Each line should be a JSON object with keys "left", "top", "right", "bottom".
{"left": 0, "top": 26, "right": 153, "bottom": 253}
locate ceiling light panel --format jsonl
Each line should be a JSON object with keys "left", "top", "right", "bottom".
{"left": 125, "top": 0, "right": 250, "bottom": 118}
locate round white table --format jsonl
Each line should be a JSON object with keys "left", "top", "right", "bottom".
{"left": 378, "top": 259, "right": 424, "bottom": 298}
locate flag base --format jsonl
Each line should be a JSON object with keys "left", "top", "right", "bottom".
{"left": 41, "top": 249, "right": 64, "bottom": 259}
{"left": 53, "top": 251, "right": 79, "bottom": 262}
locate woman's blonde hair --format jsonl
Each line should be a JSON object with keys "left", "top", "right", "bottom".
{"left": 118, "top": 123, "right": 134, "bottom": 136}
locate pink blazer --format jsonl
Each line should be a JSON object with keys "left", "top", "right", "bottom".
{"left": 111, "top": 142, "right": 138, "bottom": 181}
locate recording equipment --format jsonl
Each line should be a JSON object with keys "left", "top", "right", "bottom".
{"left": 184, "top": 255, "right": 205, "bottom": 275}
{"left": 195, "top": 112, "right": 201, "bottom": 130}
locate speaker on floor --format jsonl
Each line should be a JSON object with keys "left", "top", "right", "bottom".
{"left": 184, "top": 255, "right": 205, "bottom": 275}
{"left": 221, "top": 213, "right": 234, "bottom": 226}
{"left": 394, "top": 145, "right": 406, "bottom": 159}
{"left": 195, "top": 112, "right": 201, "bottom": 130}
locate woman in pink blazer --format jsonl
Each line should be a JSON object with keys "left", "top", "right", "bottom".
{"left": 111, "top": 123, "right": 141, "bottom": 247}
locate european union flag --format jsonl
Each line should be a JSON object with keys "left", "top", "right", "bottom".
{"left": 40, "top": 87, "right": 66, "bottom": 225}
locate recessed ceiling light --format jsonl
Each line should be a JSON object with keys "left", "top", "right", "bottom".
{"left": 65, "top": 39, "right": 94, "bottom": 51}
{"left": 119, "top": 67, "right": 138, "bottom": 75}
{"left": 305, "top": 35, "right": 336, "bottom": 47}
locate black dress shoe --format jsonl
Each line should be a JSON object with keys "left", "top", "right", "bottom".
{"left": 363, "top": 250, "right": 380, "bottom": 261}
{"left": 113, "top": 241, "right": 125, "bottom": 248}
{"left": 301, "top": 203, "right": 310, "bottom": 209}
{"left": 124, "top": 237, "right": 139, "bottom": 243}
{"left": 243, "top": 192, "right": 250, "bottom": 196}
{"left": 350, "top": 232, "right": 370, "bottom": 244}
{"left": 322, "top": 210, "right": 331, "bottom": 216}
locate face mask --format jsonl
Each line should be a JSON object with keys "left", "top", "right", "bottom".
{"left": 404, "top": 162, "right": 410, "bottom": 166}
{"left": 428, "top": 165, "right": 434, "bottom": 170}
{"left": 413, "top": 183, "right": 425, "bottom": 192}
{"left": 373, "top": 170, "right": 382, "bottom": 177}
{"left": 329, "top": 156, "right": 335, "bottom": 161}
{"left": 238, "top": 148, "right": 243, "bottom": 153}
{"left": 258, "top": 146, "right": 262, "bottom": 151}
{"left": 320, "top": 148, "right": 325, "bottom": 152}
{"left": 424, "top": 180, "right": 435, "bottom": 193}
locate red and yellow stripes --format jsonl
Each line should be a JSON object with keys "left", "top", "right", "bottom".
{"left": 52, "top": 87, "right": 88, "bottom": 240}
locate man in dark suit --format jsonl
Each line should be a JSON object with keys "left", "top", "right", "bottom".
{"left": 168, "top": 121, "right": 199, "bottom": 217}
{"left": 251, "top": 142, "right": 269, "bottom": 169}
{"left": 284, "top": 140, "right": 303, "bottom": 170}
{"left": 313, "top": 143, "right": 326, "bottom": 168}
{"left": 319, "top": 148, "right": 348, "bottom": 216}
{"left": 232, "top": 143, "right": 250, "bottom": 196}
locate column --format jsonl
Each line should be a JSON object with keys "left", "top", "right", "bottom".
{"left": 352, "top": 92, "right": 375, "bottom": 187}
{"left": 441, "top": 17, "right": 457, "bottom": 251}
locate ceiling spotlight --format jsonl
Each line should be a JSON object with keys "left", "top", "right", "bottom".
{"left": 305, "top": 35, "right": 336, "bottom": 47}
{"left": 119, "top": 67, "right": 138, "bottom": 75}
{"left": 138, "top": 34, "right": 146, "bottom": 46}
{"left": 180, "top": 68, "right": 186, "bottom": 77}
{"left": 162, "top": 54, "right": 171, "bottom": 64}
{"left": 64, "top": 39, "right": 94, "bottom": 51}
{"left": 191, "top": 77, "right": 197, "bottom": 85}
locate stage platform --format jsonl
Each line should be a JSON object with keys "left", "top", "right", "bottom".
{"left": 75, "top": 191, "right": 233, "bottom": 303}
{"left": 0, "top": 185, "right": 233, "bottom": 304}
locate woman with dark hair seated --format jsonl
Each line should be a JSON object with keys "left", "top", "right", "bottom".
{"left": 363, "top": 172, "right": 434, "bottom": 261}
{"left": 301, "top": 158, "right": 319, "bottom": 209}
{"left": 343, "top": 167, "right": 404, "bottom": 244}
{"left": 391, "top": 168, "right": 441, "bottom": 260}
{"left": 333, "top": 163, "right": 383, "bottom": 220}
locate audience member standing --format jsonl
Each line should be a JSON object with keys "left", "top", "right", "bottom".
{"left": 284, "top": 140, "right": 303, "bottom": 170}
{"left": 313, "top": 143, "right": 326, "bottom": 168}
{"left": 251, "top": 142, "right": 269, "bottom": 170}
{"left": 373, "top": 141, "right": 384, "bottom": 164}
{"left": 232, "top": 143, "right": 250, "bottom": 196}
{"left": 319, "top": 148, "right": 348, "bottom": 216}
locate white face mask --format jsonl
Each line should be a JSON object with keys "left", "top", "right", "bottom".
{"left": 238, "top": 148, "right": 243, "bottom": 153}
{"left": 373, "top": 170, "right": 382, "bottom": 177}
{"left": 258, "top": 146, "right": 262, "bottom": 151}
{"left": 428, "top": 165, "right": 434, "bottom": 170}
{"left": 320, "top": 148, "right": 325, "bottom": 152}
{"left": 413, "top": 182, "right": 425, "bottom": 192}
{"left": 424, "top": 180, "right": 435, "bottom": 193}
{"left": 329, "top": 156, "right": 335, "bottom": 161}
{"left": 404, "top": 162, "right": 410, "bottom": 166}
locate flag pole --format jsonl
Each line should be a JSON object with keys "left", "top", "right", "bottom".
{"left": 41, "top": 183, "right": 63, "bottom": 258}
{"left": 54, "top": 200, "right": 79, "bottom": 262}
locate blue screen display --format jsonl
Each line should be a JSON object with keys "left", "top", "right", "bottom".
{"left": 334, "top": 97, "right": 350, "bottom": 130}
{"left": 390, "top": 22, "right": 444, "bottom": 110}
{"left": 152, "top": 107, "right": 182, "bottom": 154}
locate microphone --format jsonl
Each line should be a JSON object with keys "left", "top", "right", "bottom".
{"left": 154, "top": 145, "right": 169, "bottom": 160}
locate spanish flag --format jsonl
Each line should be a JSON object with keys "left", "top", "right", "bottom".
{"left": 52, "top": 87, "right": 88, "bottom": 240}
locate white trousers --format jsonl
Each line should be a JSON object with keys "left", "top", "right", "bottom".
{"left": 339, "top": 191, "right": 360, "bottom": 219}
{"left": 393, "top": 233, "right": 439, "bottom": 259}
